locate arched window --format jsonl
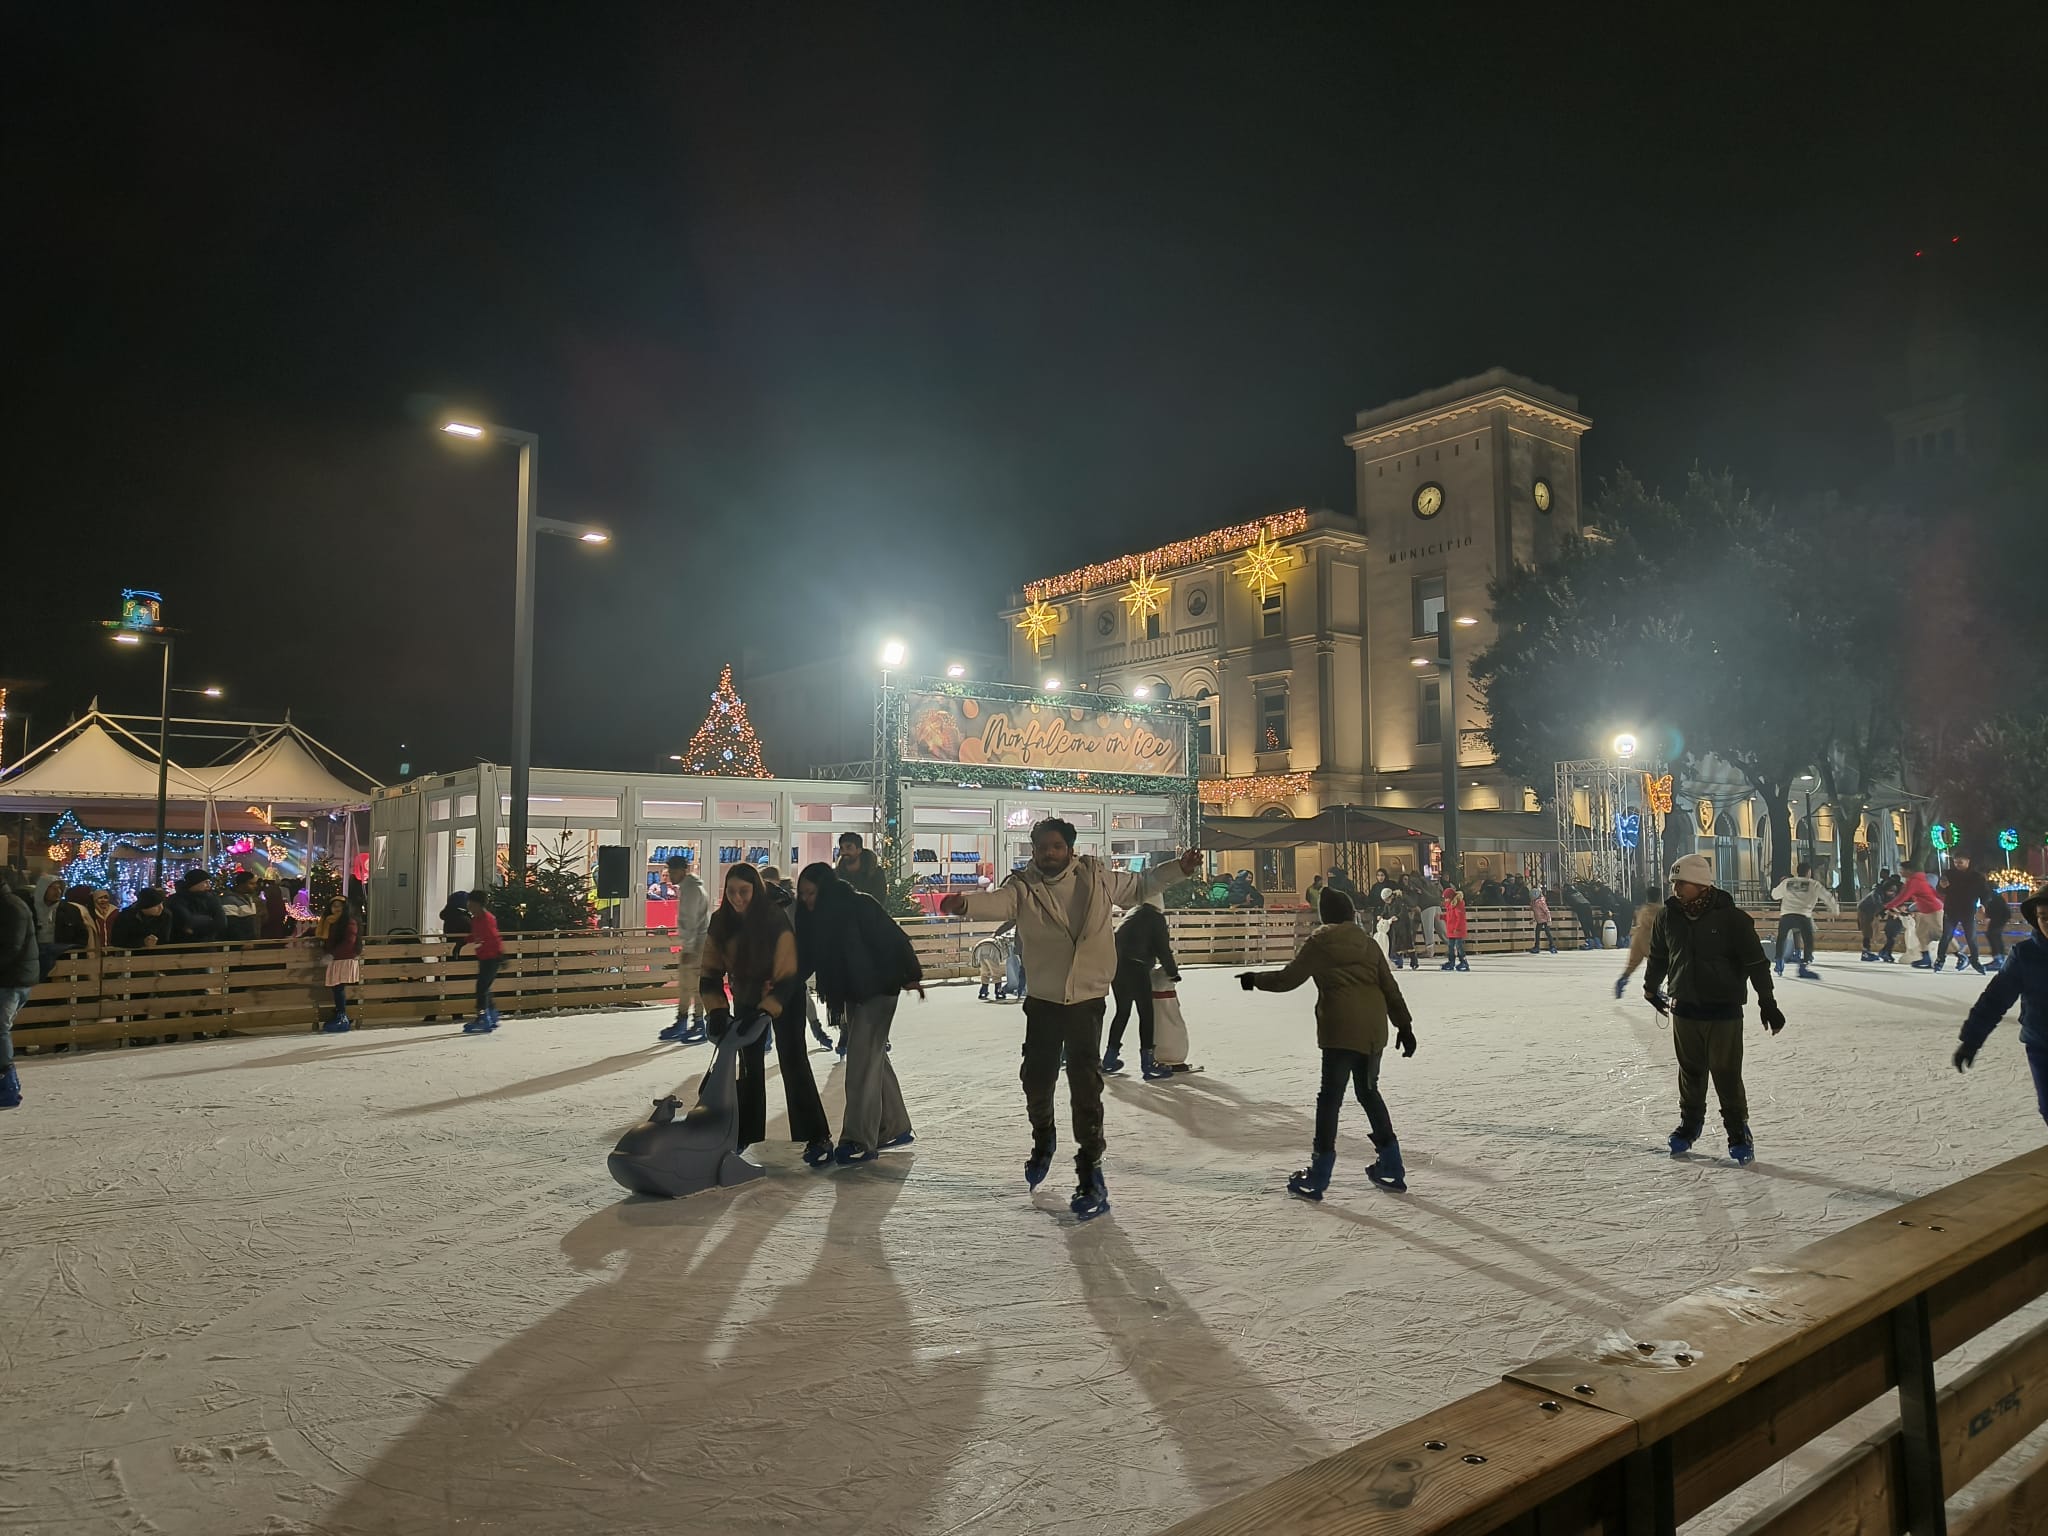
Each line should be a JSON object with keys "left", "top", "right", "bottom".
{"left": 1256, "top": 804, "right": 1295, "bottom": 894}
{"left": 1194, "top": 687, "right": 1215, "bottom": 758}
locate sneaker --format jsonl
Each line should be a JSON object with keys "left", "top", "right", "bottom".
{"left": 1668, "top": 1127, "right": 1698, "bottom": 1157}
{"left": 0, "top": 1066, "right": 20, "bottom": 1109}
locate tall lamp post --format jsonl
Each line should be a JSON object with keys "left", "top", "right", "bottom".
{"left": 1434, "top": 612, "right": 1480, "bottom": 881}
{"left": 441, "top": 419, "right": 611, "bottom": 881}
{"left": 107, "top": 591, "right": 175, "bottom": 887}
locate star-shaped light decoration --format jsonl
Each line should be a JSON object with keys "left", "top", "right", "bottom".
{"left": 1016, "top": 598, "right": 1059, "bottom": 653}
{"left": 1232, "top": 526, "right": 1293, "bottom": 598}
{"left": 1120, "top": 558, "right": 1166, "bottom": 621}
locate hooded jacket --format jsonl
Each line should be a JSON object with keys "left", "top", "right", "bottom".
{"left": 956, "top": 857, "right": 1176, "bottom": 1005}
{"left": 1886, "top": 872, "right": 1943, "bottom": 915}
{"left": 1646, "top": 888, "right": 1774, "bottom": 1019}
{"left": 1114, "top": 902, "right": 1178, "bottom": 978}
{"left": 1772, "top": 876, "right": 1840, "bottom": 920}
{"left": 1253, "top": 920, "right": 1412, "bottom": 1055}
{"left": 672, "top": 870, "right": 711, "bottom": 948}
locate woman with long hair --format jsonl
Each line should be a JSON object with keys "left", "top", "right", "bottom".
{"left": 700, "top": 863, "right": 833, "bottom": 1166}
{"left": 321, "top": 897, "right": 361, "bottom": 1034}
{"left": 795, "top": 862, "right": 918, "bottom": 1163}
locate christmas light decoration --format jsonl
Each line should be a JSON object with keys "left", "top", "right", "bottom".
{"left": 1931, "top": 821, "right": 1961, "bottom": 852}
{"left": 677, "top": 665, "right": 773, "bottom": 778}
{"left": 2000, "top": 828, "right": 2021, "bottom": 854}
{"left": 1120, "top": 558, "right": 1166, "bottom": 621}
{"left": 1023, "top": 508, "right": 1309, "bottom": 603}
{"left": 1643, "top": 773, "right": 1674, "bottom": 816}
{"left": 1231, "top": 526, "right": 1294, "bottom": 598}
{"left": 1016, "top": 598, "right": 1059, "bottom": 654}
{"left": 1198, "top": 771, "right": 1314, "bottom": 806}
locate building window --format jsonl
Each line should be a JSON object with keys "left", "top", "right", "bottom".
{"left": 1145, "top": 611, "right": 1161, "bottom": 640}
{"left": 1259, "top": 690, "right": 1289, "bottom": 751}
{"left": 1260, "top": 587, "right": 1284, "bottom": 637}
{"left": 1418, "top": 679, "right": 1442, "bottom": 746}
{"left": 1256, "top": 805, "right": 1295, "bottom": 893}
{"left": 1195, "top": 688, "right": 1215, "bottom": 757}
{"left": 1412, "top": 574, "right": 1446, "bottom": 639}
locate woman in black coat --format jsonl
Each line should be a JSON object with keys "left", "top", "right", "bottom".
{"left": 795, "top": 862, "right": 919, "bottom": 1163}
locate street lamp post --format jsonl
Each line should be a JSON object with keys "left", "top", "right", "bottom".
{"left": 112, "top": 627, "right": 174, "bottom": 887}
{"left": 442, "top": 420, "right": 610, "bottom": 882}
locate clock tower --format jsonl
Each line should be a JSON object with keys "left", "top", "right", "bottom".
{"left": 1343, "top": 368, "right": 1591, "bottom": 810}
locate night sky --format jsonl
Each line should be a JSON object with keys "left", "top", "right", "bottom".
{"left": 9, "top": 6, "right": 2042, "bottom": 783}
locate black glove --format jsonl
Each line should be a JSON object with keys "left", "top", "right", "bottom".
{"left": 1395, "top": 1026, "right": 1418, "bottom": 1058}
{"left": 1644, "top": 987, "right": 1670, "bottom": 1016}
{"left": 1954, "top": 1041, "right": 1978, "bottom": 1073}
{"left": 1759, "top": 1000, "right": 1786, "bottom": 1035}
{"left": 705, "top": 1008, "right": 733, "bottom": 1041}
{"left": 1238, "top": 972, "right": 1258, "bottom": 991}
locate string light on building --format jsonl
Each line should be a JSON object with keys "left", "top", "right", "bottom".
{"left": 1120, "top": 557, "right": 1167, "bottom": 621}
{"left": 1016, "top": 598, "right": 1060, "bottom": 654}
{"left": 1198, "top": 771, "right": 1314, "bottom": 806}
{"left": 1023, "top": 508, "right": 1309, "bottom": 603}
{"left": 1231, "top": 525, "right": 1294, "bottom": 598}
{"left": 677, "top": 664, "right": 774, "bottom": 778}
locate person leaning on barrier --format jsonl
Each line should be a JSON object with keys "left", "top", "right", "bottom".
{"left": 110, "top": 888, "right": 173, "bottom": 950}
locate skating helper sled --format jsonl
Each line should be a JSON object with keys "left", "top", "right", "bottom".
{"left": 609, "top": 1011, "right": 772, "bottom": 1198}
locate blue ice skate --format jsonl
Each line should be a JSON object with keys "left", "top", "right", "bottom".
{"left": 1070, "top": 1165, "right": 1110, "bottom": 1220}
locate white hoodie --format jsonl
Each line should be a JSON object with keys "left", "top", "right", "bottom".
{"left": 673, "top": 871, "right": 711, "bottom": 948}
{"left": 957, "top": 856, "right": 1177, "bottom": 1005}
{"left": 1772, "top": 875, "right": 1840, "bottom": 920}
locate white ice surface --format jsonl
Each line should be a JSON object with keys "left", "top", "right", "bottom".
{"left": 2, "top": 953, "right": 2040, "bottom": 1535}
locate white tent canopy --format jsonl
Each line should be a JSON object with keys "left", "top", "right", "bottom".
{"left": 0, "top": 710, "right": 377, "bottom": 819}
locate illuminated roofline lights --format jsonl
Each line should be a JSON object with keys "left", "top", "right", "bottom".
{"left": 1023, "top": 509, "right": 1309, "bottom": 603}
{"left": 1198, "top": 771, "right": 1314, "bottom": 806}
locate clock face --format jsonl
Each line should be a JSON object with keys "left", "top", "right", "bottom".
{"left": 1533, "top": 478, "right": 1553, "bottom": 513}
{"left": 1413, "top": 483, "right": 1444, "bottom": 520}
{"left": 1096, "top": 609, "right": 1116, "bottom": 637}
{"left": 1186, "top": 587, "right": 1209, "bottom": 617}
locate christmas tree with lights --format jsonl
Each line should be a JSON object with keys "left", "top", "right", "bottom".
{"left": 678, "top": 665, "right": 773, "bottom": 778}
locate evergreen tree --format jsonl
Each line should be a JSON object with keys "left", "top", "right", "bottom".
{"left": 678, "top": 665, "right": 773, "bottom": 778}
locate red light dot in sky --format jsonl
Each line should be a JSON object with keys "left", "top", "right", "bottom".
{"left": 1952, "top": 235, "right": 1960, "bottom": 243}
{"left": 1914, "top": 250, "right": 1924, "bottom": 257}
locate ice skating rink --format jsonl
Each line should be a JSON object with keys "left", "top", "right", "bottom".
{"left": 5, "top": 951, "right": 2042, "bottom": 1535}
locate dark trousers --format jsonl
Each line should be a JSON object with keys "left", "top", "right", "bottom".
{"left": 1532, "top": 922, "right": 1553, "bottom": 950}
{"left": 1858, "top": 910, "right": 1878, "bottom": 952}
{"left": 1774, "top": 915, "right": 1815, "bottom": 964}
{"left": 1673, "top": 1011, "right": 1748, "bottom": 1137}
{"left": 2027, "top": 1042, "right": 2048, "bottom": 1128}
{"left": 1988, "top": 917, "right": 2010, "bottom": 964}
{"left": 1105, "top": 963, "right": 1154, "bottom": 1056}
{"left": 1021, "top": 996, "right": 1107, "bottom": 1169}
{"left": 736, "top": 1010, "right": 833, "bottom": 1150}
{"left": 1939, "top": 904, "right": 1981, "bottom": 966}
{"left": 1314, "top": 1048, "right": 1396, "bottom": 1157}
{"left": 476, "top": 957, "right": 502, "bottom": 1013}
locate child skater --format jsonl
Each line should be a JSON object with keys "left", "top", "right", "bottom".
{"left": 1387, "top": 891, "right": 1419, "bottom": 971}
{"left": 1529, "top": 885, "right": 1556, "bottom": 954}
{"left": 1439, "top": 886, "right": 1471, "bottom": 971}
{"left": 321, "top": 897, "right": 361, "bottom": 1034}
{"left": 1953, "top": 888, "right": 2048, "bottom": 1122}
{"left": 1240, "top": 887, "right": 1417, "bottom": 1199}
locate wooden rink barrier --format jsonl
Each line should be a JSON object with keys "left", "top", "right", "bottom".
{"left": 1162, "top": 1145, "right": 2048, "bottom": 1536}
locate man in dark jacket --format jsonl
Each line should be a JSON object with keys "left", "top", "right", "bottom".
{"left": 167, "top": 869, "right": 227, "bottom": 943}
{"left": 1103, "top": 895, "right": 1180, "bottom": 1079}
{"left": 835, "top": 833, "right": 888, "bottom": 905}
{"left": 1644, "top": 852, "right": 1786, "bottom": 1165}
{"left": 110, "top": 888, "right": 173, "bottom": 950}
{"left": 1955, "top": 888, "right": 2048, "bottom": 1124}
{"left": 2, "top": 877, "right": 39, "bottom": 1106}
{"left": 1937, "top": 853, "right": 1989, "bottom": 974}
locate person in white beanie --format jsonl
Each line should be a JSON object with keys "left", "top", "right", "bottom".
{"left": 1643, "top": 851, "right": 1785, "bottom": 1165}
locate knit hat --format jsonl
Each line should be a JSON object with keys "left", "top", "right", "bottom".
{"left": 1669, "top": 852, "right": 1715, "bottom": 888}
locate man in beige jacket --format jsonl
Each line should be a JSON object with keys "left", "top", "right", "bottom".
{"left": 942, "top": 819, "right": 1202, "bottom": 1218}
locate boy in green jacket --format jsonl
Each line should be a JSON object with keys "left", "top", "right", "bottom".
{"left": 1241, "top": 887, "right": 1417, "bottom": 1199}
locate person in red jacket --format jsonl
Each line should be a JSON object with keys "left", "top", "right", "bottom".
{"left": 1885, "top": 861, "right": 1946, "bottom": 970}
{"left": 1437, "top": 887, "right": 1472, "bottom": 972}
{"left": 464, "top": 890, "right": 505, "bottom": 1034}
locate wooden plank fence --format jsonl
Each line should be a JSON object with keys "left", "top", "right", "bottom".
{"left": 1164, "top": 1144, "right": 2048, "bottom": 1536}
{"left": 13, "top": 930, "right": 676, "bottom": 1052}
